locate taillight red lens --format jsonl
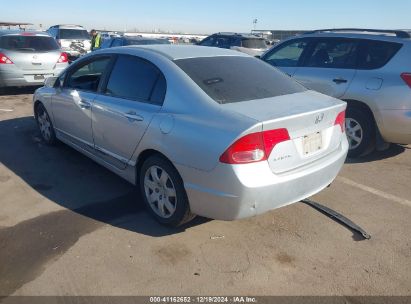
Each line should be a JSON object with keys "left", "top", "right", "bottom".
{"left": 401, "top": 73, "right": 411, "bottom": 88}
{"left": 219, "top": 129, "right": 290, "bottom": 164}
{"left": 57, "top": 52, "right": 68, "bottom": 63}
{"left": 0, "top": 53, "right": 13, "bottom": 64}
{"left": 334, "top": 111, "right": 346, "bottom": 132}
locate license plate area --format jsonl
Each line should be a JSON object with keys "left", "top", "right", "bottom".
{"left": 34, "top": 75, "right": 45, "bottom": 80}
{"left": 303, "top": 132, "right": 322, "bottom": 155}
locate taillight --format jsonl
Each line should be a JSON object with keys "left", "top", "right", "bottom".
{"left": 219, "top": 128, "right": 290, "bottom": 164}
{"left": 334, "top": 111, "right": 346, "bottom": 132}
{"left": 57, "top": 52, "right": 68, "bottom": 63}
{"left": 0, "top": 53, "right": 13, "bottom": 64}
{"left": 401, "top": 73, "right": 411, "bottom": 88}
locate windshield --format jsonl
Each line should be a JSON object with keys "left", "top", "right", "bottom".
{"left": 242, "top": 38, "right": 267, "bottom": 49}
{"left": 175, "top": 56, "right": 306, "bottom": 104}
{"left": 0, "top": 35, "right": 60, "bottom": 52}
{"left": 58, "top": 29, "right": 90, "bottom": 40}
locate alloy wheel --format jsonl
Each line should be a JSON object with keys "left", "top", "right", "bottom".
{"left": 144, "top": 166, "right": 177, "bottom": 219}
{"left": 37, "top": 108, "right": 52, "bottom": 141}
{"left": 346, "top": 118, "right": 363, "bottom": 150}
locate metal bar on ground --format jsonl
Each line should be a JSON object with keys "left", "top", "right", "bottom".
{"left": 301, "top": 198, "right": 371, "bottom": 240}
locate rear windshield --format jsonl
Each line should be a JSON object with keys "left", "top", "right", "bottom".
{"left": 58, "top": 29, "right": 90, "bottom": 40}
{"left": 242, "top": 38, "right": 267, "bottom": 49}
{"left": 0, "top": 35, "right": 59, "bottom": 52}
{"left": 175, "top": 56, "right": 306, "bottom": 104}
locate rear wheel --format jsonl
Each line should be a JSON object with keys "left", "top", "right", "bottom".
{"left": 346, "top": 106, "right": 375, "bottom": 158}
{"left": 35, "top": 103, "right": 57, "bottom": 145}
{"left": 139, "top": 155, "right": 195, "bottom": 227}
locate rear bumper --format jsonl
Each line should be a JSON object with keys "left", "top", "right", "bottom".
{"left": 177, "top": 137, "right": 348, "bottom": 221}
{"left": 0, "top": 65, "right": 66, "bottom": 87}
{"left": 378, "top": 109, "right": 411, "bottom": 144}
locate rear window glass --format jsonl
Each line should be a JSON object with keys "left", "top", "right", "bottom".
{"left": 58, "top": 29, "right": 90, "bottom": 40}
{"left": 358, "top": 40, "right": 402, "bottom": 70}
{"left": 105, "top": 55, "right": 165, "bottom": 104}
{"left": 174, "top": 56, "right": 306, "bottom": 104}
{"left": 0, "top": 35, "right": 59, "bottom": 52}
{"left": 242, "top": 38, "right": 267, "bottom": 49}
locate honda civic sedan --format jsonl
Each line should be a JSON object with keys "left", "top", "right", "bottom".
{"left": 33, "top": 45, "right": 348, "bottom": 226}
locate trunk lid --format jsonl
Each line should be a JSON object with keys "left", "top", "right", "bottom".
{"left": 223, "top": 90, "right": 347, "bottom": 173}
{"left": 5, "top": 49, "right": 61, "bottom": 71}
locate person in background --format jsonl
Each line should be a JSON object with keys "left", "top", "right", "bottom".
{"left": 90, "top": 29, "right": 102, "bottom": 51}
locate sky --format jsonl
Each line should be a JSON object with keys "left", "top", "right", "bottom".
{"left": 1, "top": 0, "right": 410, "bottom": 34}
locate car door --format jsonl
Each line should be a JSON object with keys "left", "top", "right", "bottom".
{"left": 92, "top": 54, "right": 166, "bottom": 169}
{"left": 292, "top": 38, "right": 359, "bottom": 98}
{"left": 51, "top": 55, "right": 113, "bottom": 148}
{"left": 262, "top": 38, "right": 311, "bottom": 76}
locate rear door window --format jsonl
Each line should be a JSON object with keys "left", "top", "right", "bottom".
{"left": 263, "top": 39, "right": 310, "bottom": 67}
{"left": 175, "top": 56, "right": 306, "bottom": 104}
{"left": 0, "top": 35, "right": 59, "bottom": 52}
{"left": 105, "top": 55, "right": 166, "bottom": 105}
{"left": 305, "top": 38, "right": 359, "bottom": 69}
{"left": 358, "top": 40, "right": 402, "bottom": 70}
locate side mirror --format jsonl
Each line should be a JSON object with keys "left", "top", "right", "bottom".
{"left": 44, "top": 76, "right": 58, "bottom": 88}
{"left": 255, "top": 55, "right": 261, "bottom": 59}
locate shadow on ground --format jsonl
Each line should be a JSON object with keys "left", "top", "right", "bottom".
{"left": 346, "top": 144, "right": 407, "bottom": 164}
{"left": 0, "top": 116, "right": 211, "bottom": 296}
{"left": 0, "top": 116, "right": 209, "bottom": 238}
{"left": 0, "top": 86, "right": 40, "bottom": 96}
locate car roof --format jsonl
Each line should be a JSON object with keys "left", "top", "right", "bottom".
{"left": 295, "top": 30, "right": 411, "bottom": 43}
{"left": 0, "top": 30, "right": 51, "bottom": 37}
{"left": 117, "top": 45, "right": 249, "bottom": 60}
{"left": 49, "top": 24, "right": 86, "bottom": 30}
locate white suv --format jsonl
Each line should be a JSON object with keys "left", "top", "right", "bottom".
{"left": 47, "top": 25, "right": 91, "bottom": 62}
{"left": 262, "top": 29, "right": 411, "bottom": 157}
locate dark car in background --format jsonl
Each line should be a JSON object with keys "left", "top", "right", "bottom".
{"left": 198, "top": 32, "right": 268, "bottom": 56}
{"left": 100, "top": 36, "right": 170, "bottom": 49}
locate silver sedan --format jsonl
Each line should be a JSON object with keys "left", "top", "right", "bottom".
{"left": 33, "top": 45, "right": 348, "bottom": 226}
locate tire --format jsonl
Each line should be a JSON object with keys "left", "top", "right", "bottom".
{"left": 139, "top": 155, "right": 196, "bottom": 227}
{"left": 35, "top": 103, "right": 57, "bottom": 145}
{"left": 346, "top": 106, "right": 375, "bottom": 158}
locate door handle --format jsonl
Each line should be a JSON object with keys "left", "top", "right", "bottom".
{"left": 124, "top": 111, "right": 144, "bottom": 122}
{"left": 333, "top": 78, "right": 348, "bottom": 84}
{"left": 79, "top": 100, "right": 91, "bottom": 109}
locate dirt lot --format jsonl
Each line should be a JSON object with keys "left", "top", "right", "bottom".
{"left": 0, "top": 88, "right": 410, "bottom": 297}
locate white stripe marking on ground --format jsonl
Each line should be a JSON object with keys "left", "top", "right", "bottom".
{"left": 0, "top": 109, "right": 14, "bottom": 112}
{"left": 338, "top": 176, "right": 411, "bottom": 207}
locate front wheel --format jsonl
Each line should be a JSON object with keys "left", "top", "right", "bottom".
{"left": 35, "top": 103, "right": 57, "bottom": 145}
{"left": 346, "top": 107, "right": 375, "bottom": 158}
{"left": 139, "top": 155, "right": 195, "bottom": 227}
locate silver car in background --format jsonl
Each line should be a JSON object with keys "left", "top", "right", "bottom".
{"left": 0, "top": 30, "right": 68, "bottom": 88}
{"left": 33, "top": 45, "right": 348, "bottom": 226}
{"left": 262, "top": 29, "right": 411, "bottom": 157}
